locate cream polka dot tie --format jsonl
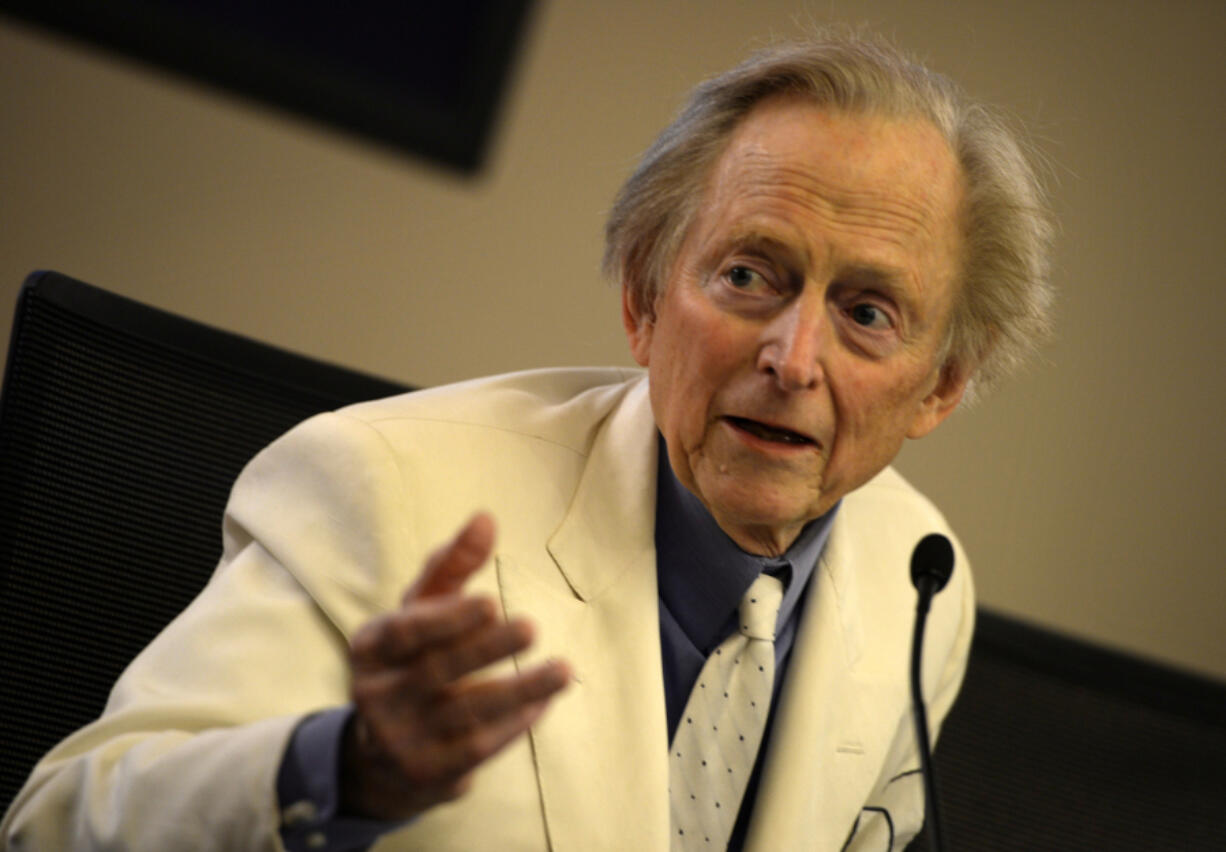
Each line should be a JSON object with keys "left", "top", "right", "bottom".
{"left": 669, "top": 572, "right": 784, "bottom": 850}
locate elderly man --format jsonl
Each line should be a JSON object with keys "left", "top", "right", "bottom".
{"left": 2, "top": 31, "right": 1050, "bottom": 852}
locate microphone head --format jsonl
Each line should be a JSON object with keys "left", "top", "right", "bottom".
{"left": 910, "top": 533, "right": 955, "bottom": 595}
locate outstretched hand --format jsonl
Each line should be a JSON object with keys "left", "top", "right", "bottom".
{"left": 341, "top": 513, "right": 571, "bottom": 821}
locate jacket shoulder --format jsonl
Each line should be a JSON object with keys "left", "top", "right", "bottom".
{"left": 842, "top": 465, "right": 955, "bottom": 537}
{"left": 335, "top": 367, "right": 645, "bottom": 455}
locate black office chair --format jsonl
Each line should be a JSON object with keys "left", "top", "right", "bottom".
{"left": 906, "top": 608, "right": 1226, "bottom": 850}
{"left": 0, "top": 270, "right": 411, "bottom": 812}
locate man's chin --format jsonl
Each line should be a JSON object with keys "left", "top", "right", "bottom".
{"left": 694, "top": 476, "right": 824, "bottom": 555}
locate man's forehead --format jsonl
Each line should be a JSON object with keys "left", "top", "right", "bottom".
{"left": 696, "top": 101, "right": 960, "bottom": 261}
{"left": 709, "top": 99, "right": 962, "bottom": 218}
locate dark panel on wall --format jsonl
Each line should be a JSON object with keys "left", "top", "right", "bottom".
{"left": 1, "top": 0, "right": 536, "bottom": 174}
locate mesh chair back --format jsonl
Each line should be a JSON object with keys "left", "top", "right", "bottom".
{"left": 0, "top": 270, "right": 410, "bottom": 811}
{"left": 907, "top": 609, "right": 1226, "bottom": 850}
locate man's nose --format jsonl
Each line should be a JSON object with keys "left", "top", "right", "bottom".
{"left": 756, "top": 295, "right": 827, "bottom": 391}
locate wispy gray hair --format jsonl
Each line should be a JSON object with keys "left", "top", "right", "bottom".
{"left": 603, "top": 30, "right": 1054, "bottom": 398}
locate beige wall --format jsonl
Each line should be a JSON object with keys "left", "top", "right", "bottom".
{"left": 2, "top": 1, "right": 1224, "bottom": 680}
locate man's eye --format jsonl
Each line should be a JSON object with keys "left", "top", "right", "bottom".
{"left": 727, "top": 266, "right": 764, "bottom": 289}
{"left": 850, "top": 303, "right": 891, "bottom": 329}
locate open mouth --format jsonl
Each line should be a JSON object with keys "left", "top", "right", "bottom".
{"left": 726, "top": 416, "right": 816, "bottom": 446}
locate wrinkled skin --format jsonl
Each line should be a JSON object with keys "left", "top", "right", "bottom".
{"left": 624, "top": 98, "right": 970, "bottom": 556}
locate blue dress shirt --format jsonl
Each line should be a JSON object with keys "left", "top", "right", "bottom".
{"left": 654, "top": 439, "right": 836, "bottom": 850}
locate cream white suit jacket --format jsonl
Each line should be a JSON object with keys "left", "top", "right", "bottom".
{"left": 2, "top": 368, "right": 974, "bottom": 851}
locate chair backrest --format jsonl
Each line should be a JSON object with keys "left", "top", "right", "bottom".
{"left": 908, "top": 608, "right": 1226, "bottom": 850}
{"left": 0, "top": 270, "right": 411, "bottom": 811}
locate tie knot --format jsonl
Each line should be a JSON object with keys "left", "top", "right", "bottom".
{"left": 738, "top": 573, "right": 783, "bottom": 640}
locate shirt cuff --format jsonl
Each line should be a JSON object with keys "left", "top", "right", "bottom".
{"left": 276, "top": 706, "right": 406, "bottom": 852}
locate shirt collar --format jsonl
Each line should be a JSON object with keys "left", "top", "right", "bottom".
{"left": 654, "top": 436, "right": 837, "bottom": 654}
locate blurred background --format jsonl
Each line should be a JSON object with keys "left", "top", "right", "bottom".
{"left": 1, "top": 0, "right": 1223, "bottom": 681}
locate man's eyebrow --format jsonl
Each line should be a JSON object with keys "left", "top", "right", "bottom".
{"left": 713, "top": 228, "right": 810, "bottom": 266}
{"left": 708, "top": 229, "right": 914, "bottom": 296}
{"left": 838, "top": 263, "right": 911, "bottom": 295}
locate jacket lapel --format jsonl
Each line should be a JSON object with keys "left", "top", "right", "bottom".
{"left": 743, "top": 509, "right": 892, "bottom": 851}
{"left": 497, "top": 377, "right": 672, "bottom": 852}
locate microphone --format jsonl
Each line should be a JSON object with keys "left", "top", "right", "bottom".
{"left": 909, "top": 533, "right": 955, "bottom": 852}
{"left": 911, "top": 532, "right": 955, "bottom": 600}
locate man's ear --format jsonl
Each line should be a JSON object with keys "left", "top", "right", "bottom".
{"left": 906, "top": 358, "right": 971, "bottom": 439}
{"left": 622, "top": 284, "right": 654, "bottom": 367}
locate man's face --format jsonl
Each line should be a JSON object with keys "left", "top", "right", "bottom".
{"left": 624, "top": 98, "right": 969, "bottom": 556}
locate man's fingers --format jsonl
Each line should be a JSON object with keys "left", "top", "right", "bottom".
{"left": 405, "top": 513, "right": 497, "bottom": 603}
{"left": 351, "top": 594, "right": 499, "bottom": 669}
{"left": 365, "top": 660, "right": 569, "bottom": 778}
{"left": 344, "top": 587, "right": 570, "bottom": 822}
{"left": 411, "top": 617, "right": 536, "bottom": 691}
{"left": 355, "top": 616, "right": 537, "bottom": 697}
{"left": 403, "top": 691, "right": 563, "bottom": 786}
{"left": 430, "top": 659, "right": 572, "bottom": 737}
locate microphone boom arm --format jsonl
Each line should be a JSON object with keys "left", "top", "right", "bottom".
{"left": 908, "top": 533, "right": 955, "bottom": 852}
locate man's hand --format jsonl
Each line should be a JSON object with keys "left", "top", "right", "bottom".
{"left": 341, "top": 513, "right": 570, "bottom": 821}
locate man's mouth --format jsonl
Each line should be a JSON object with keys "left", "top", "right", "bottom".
{"left": 725, "top": 416, "right": 816, "bottom": 446}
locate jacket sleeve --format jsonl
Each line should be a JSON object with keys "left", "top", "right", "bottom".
{"left": 0, "top": 412, "right": 418, "bottom": 852}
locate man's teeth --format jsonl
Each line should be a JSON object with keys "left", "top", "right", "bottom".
{"left": 730, "top": 417, "right": 812, "bottom": 444}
